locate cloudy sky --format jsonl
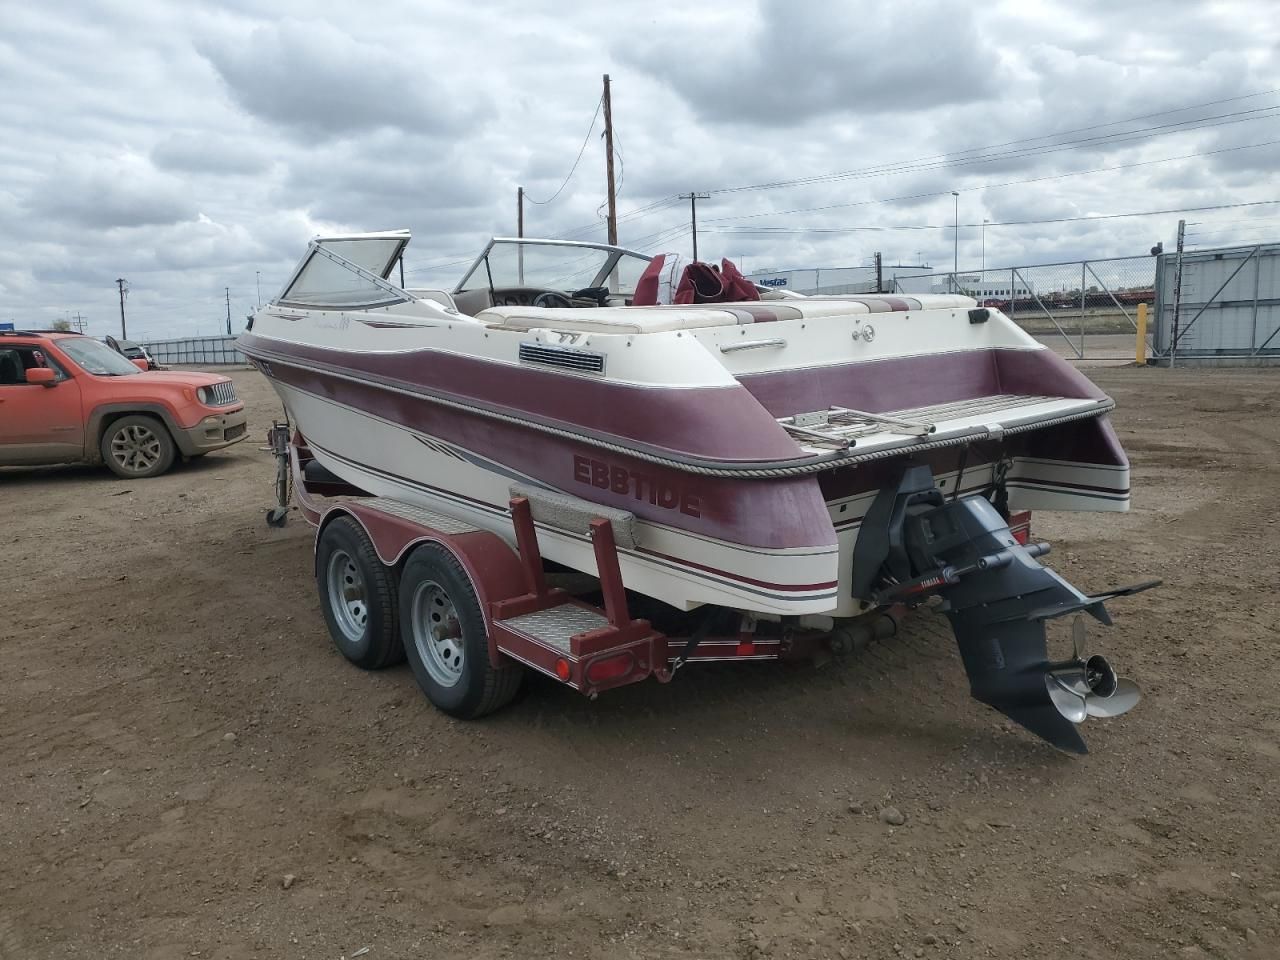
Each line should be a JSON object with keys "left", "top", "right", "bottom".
{"left": 1, "top": 0, "right": 1278, "bottom": 339}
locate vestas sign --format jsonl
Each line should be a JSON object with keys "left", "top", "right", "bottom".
{"left": 758, "top": 277, "right": 788, "bottom": 287}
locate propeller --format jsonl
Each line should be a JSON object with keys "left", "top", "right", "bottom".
{"left": 1044, "top": 617, "right": 1141, "bottom": 724}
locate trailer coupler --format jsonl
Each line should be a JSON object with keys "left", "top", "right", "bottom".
{"left": 854, "top": 465, "right": 1159, "bottom": 753}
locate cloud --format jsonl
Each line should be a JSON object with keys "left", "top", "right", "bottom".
{"left": 24, "top": 154, "right": 199, "bottom": 230}
{"left": 197, "top": 19, "right": 476, "bottom": 140}
{"left": 622, "top": 0, "right": 1006, "bottom": 126}
{"left": 152, "top": 132, "right": 274, "bottom": 176}
{"left": 1, "top": 0, "right": 1278, "bottom": 336}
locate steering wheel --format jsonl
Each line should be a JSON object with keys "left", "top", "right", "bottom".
{"left": 532, "top": 291, "right": 574, "bottom": 309}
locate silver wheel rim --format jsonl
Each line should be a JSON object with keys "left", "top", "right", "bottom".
{"left": 110, "top": 424, "right": 162, "bottom": 473}
{"left": 325, "top": 550, "right": 368, "bottom": 643}
{"left": 411, "top": 580, "right": 464, "bottom": 687}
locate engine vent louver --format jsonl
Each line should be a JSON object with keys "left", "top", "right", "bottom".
{"left": 518, "top": 342, "right": 606, "bottom": 374}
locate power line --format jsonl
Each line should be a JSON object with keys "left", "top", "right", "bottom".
{"left": 701, "top": 138, "right": 1280, "bottom": 226}
{"left": 708, "top": 93, "right": 1280, "bottom": 196}
{"left": 1184, "top": 216, "right": 1280, "bottom": 233}
{"left": 615, "top": 215, "right": 701, "bottom": 250}
{"left": 707, "top": 105, "right": 1280, "bottom": 198}
{"left": 540, "top": 89, "right": 1280, "bottom": 244}
{"left": 523, "top": 94, "right": 604, "bottom": 206}
{"left": 556, "top": 98, "right": 1280, "bottom": 240}
{"left": 596, "top": 125, "right": 626, "bottom": 228}
{"left": 406, "top": 255, "right": 484, "bottom": 276}
{"left": 974, "top": 199, "right": 1280, "bottom": 229}
{"left": 617, "top": 223, "right": 684, "bottom": 250}
{"left": 554, "top": 195, "right": 684, "bottom": 241}
{"left": 632, "top": 225, "right": 693, "bottom": 253}
{"left": 701, "top": 198, "right": 1280, "bottom": 236}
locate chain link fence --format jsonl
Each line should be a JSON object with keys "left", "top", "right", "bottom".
{"left": 892, "top": 256, "right": 1156, "bottom": 360}
{"left": 749, "top": 257, "right": 1155, "bottom": 360}
{"left": 142, "top": 336, "right": 246, "bottom": 366}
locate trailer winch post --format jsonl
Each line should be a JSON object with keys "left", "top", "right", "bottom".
{"left": 510, "top": 496, "right": 548, "bottom": 597}
{"left": 589, "top": 518, "right": 632, "bottom": 629}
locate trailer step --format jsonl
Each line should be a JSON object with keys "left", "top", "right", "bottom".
{"left": 496, "top": 604, "right": 610, "bottom": 655}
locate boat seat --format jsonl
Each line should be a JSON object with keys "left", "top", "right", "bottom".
{"left": 474, "top": 305, "right": 749, "bottom": 334}
{"left": 475, "top": 293, "right": 979, "bottom": 335}
{"left": 797, "top": 294, "right": 976, "bottom": 310}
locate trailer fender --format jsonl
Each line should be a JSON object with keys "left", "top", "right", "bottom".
{"left": 315, "top": 501, "right": 529, "bottom": 670}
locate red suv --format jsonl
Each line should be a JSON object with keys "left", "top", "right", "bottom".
{"left": 0, "top": 330, "right": 247, "bottom": 478}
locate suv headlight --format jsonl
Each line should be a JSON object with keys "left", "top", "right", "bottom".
{"left": 196, "top": 386, "right": 209, "bottom": 404}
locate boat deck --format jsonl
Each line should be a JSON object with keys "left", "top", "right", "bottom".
{"left": 780, "top": 394, "right": 1110, "bottom": 453}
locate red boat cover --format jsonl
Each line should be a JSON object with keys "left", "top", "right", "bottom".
{"left": 674, "top": 259, "right": 760, "bottom": 304}
{"left": 631, "top": 252, "right": 669, "bottom": 306}
{"left": 633, "top": 255, "right": 759, "bottom": 306}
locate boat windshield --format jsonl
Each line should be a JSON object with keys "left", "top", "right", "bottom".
{"left": 278, "top": 233, "right": 410, "bottom": 309}
{"left": 454, "top": 239, "right": 651, "bottom": 294}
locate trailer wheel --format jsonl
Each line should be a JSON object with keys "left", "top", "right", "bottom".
{"left": 400, "top": 543, "right": 522, "bottom": 718}
{"left": 315, "top": 516, "right": 404, "bottom": 669}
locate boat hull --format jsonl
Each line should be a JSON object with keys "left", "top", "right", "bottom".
{"left": 268, "top": 378, "right": 845, "bottom": 615}
{"left": 240, "top": 303, "right": 1130, "bottom": 617}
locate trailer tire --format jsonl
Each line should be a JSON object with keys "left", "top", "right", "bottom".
{"left": 400, "top": 543, "right": 522, "bottom": 718}
{"left": 316, "top": 516, "right": 404, "bottom": 669}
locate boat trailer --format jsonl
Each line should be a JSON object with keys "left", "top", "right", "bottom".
{"left": 266, "top": 426, "right": 1155, "bottom": 753}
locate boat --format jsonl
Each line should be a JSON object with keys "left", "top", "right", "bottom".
{"left": 239, "top": 230, "right": 1157, "bottom": 752}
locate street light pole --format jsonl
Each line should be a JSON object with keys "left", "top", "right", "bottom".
{"left": 982, "top": 219, "right": 988, "bottom": 275}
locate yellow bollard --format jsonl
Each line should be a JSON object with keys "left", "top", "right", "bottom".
{"left": 1135, "top": 302, "right": 1148, "bottom": 366}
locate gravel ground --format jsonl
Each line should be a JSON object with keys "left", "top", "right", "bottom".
{"left": 1, "top": 365, "right": 1277, "bottom": 960}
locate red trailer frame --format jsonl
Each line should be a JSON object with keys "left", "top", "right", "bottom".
{"left": 282, "top": 433, "right": 853, "bottom": 703}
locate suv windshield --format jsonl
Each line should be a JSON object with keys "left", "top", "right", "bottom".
{"left": 58, "top": 337, "right": 142, "bottom": 376}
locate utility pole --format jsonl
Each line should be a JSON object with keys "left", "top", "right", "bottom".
{"left": 874, "top": 252, "right": 883, "bottom": 293}
{"left": 515, "top": 186, "right": 527, "bottom": 284}
{"left": 225, "top": 287, "right": 232, "bottom": 335}
{"left": 680, "top": 192, "right": 711, "bottom": 261}
{"left": 256, "top": 270, "right": 262, "bottom": 308}
{"left": 602, "top": 74, "right": 618, "bottom": 246}
{"left": 951, "top": 192, "right": 960, "bottom": 290}
{"left": 1171, "top": 218, "right": 1186, "bottom": 366}
{"left": 115, "top": 278, "right": 128, "bottom": 339}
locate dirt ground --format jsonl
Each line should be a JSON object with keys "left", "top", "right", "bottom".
{"left": 2, "top": 366, "right": 1278, "bottom": 960}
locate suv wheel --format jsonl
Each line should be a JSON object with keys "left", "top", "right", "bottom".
{"left": 100, "top": 415, "right": 177, "bottom": 478}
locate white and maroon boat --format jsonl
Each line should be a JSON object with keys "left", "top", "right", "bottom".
{"left": 240, "top": 231, "right": 1157, "bottom": 753}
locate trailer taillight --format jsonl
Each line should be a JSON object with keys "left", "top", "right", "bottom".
{"left": 586, "top": 652, "right": 634, "bottom": 684}
{"left": 554, "top": 658, "right": 571, "bottom": 682}
{"left": 1009, "top": 511, "right": 1032, "bottom": 545}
